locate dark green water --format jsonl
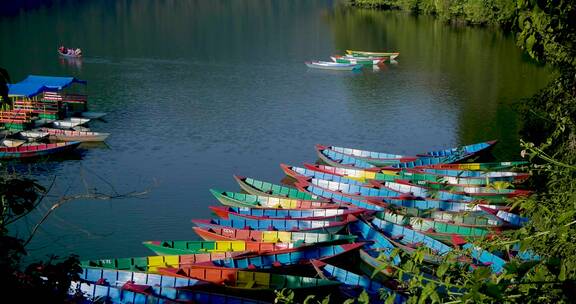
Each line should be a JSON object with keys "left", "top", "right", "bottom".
{"left": 0, "top": 0, "right": 550, "bottom": 260}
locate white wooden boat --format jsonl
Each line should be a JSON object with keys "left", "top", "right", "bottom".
{"left": 305, "top": 61, "right": 363, "bottom": 71}
{"left": 2, "top": 139, "right": 26, "bottom": 148}
{"left": 39, "top": 127, "right": 110, "bottom": 142}
{"left": 33, "top": 118, "right": 55, "bottom": 127}
{"left": 79, "top": 112, "right": 107, "bottom": 119}
{"left": 70, "top": 117, "right": 91, "bottom": 124}
{"left": 52, "top": 118, "right": 90, "bottom": 129}
{"left": 19, "top": 130, "right": 50, "bottom": 140}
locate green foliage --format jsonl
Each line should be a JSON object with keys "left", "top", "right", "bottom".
{"left": 0, "top": 174, "right": 81, "bottom": 302}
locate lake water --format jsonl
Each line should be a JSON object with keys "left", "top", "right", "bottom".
{"left": 0, "top": 0, "right": 550, "bottom": 260}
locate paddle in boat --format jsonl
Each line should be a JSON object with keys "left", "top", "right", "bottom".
{"left": 305, "top": 61, "right": 363, "bottom": 71}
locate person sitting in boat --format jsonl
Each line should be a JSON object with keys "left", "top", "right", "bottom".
{"left": 58, "top": 45, "right": 65, "bottom": 53}
{"left": 74, "top": 48, "right": 82, "bottom": 55}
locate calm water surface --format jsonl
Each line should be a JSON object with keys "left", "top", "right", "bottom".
{"left": 0, "top": 0, "right": 550, "bottom": 260}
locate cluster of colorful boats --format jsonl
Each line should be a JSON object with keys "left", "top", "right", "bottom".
{"left": 1, "top": 75, "right": 109, "bottom": 160}
{"left": 306, "top": 50, "right": 400, "bottom": 71}
{"left": 71, "top": 140, "right": 534, "bottom": 303}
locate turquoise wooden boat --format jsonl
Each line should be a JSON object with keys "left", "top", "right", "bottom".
{"left": 209, "top": 189, "right": 337, "bottom": 209}
{"left": 234, "top": 175, "right": 322, "bottom": 200}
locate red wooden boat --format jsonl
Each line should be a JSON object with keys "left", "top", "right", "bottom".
{"left": 0, "top": 141, "right": 80, "bottom": 159}
{"left": 193, "top": 226, "right": 357, "bottom": 244}
{"left": 209, "top": 205, "right": 367, "bottom": 221}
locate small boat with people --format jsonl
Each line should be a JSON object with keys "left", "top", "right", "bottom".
{"left": 58, "top": 45, "right": 82, "bottom": 58}
{"left": 305, "top": 61, "right": 363, "bottom": 71}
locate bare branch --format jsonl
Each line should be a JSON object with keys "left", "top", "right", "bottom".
{"left": 23, "top": 189, "right": 150, "bottom": 247}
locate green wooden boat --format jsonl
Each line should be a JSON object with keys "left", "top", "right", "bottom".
{"left": 142, "top": 240, "right": 293, "bottom": 255}
{"left": 209, "top": 189, "right": 337, "bottom": 209}
{"left": 234, "top": 175, "right": 321, "bottom": 200}
{"left": 346, "top": 50, "right": 400, "bottom": 59}
{"left": 165, "top": 267, "right": 340, "bottom": 292}
{"left": 376, "top": 212, "right": 491, "bottom": 242}
{"left": 81, "top": 252, "right": 241, "bottom": 273}
{"left": 380, "top": 205, "right": 507, "bottom": 228}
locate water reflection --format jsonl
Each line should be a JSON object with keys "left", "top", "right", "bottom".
{"left": 58, "top": 57, "right": 82, "bottom": 71}
{"left": 324, "top": 7, "right": 551, "bottom": 159}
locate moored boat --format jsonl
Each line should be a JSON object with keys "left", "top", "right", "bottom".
{"left": 39, "top": 127, "right": 109, "bottom": 142}
{"left": 330, "top": 55, "right": 385, "bottom": 65}
{"left": 209, "top": 189, "right": 337, "bottom": 209}
{"left": 164, "top": 242, "right": 366, "bottom": 270}
{"left": 305, "top": 61, "right": 363, "bottom": 70}
{"left": 311, "top": 260, "right": 405, "bottom": 303}
{"left": 234, "top": 175, "right": 322, "bottom": 200}
{"left": 0, "top": 141, "right": 80, "bottom": 159}
{"left": 81, "top": 252, "right": 243, "bottom": 273}
{"left": 192, "top": 214, "right": 355, "bottom": 234}
{"left": 142, "top": 240, "right": 286, "bottom": 255}
{"left": 209, "top": 205, "right": 366, "bottom": 221}
{"left": 346, "top": 50, "right": 400, "bottom": 59}
{"left": 193, "top": 226, "right": 357, "bottom": 244}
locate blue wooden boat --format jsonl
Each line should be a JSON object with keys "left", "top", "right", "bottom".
{"left": 370, "top": 217, "right": 452, "bottom": 255}
{"left": 371, "top": 217, "right": 507, "bottom": 272}
{"left": 418, "top": 140, "right": 497, "bottom": 157}
{"left": 310, "top": 260, "right": 405, "bottom": 304}
{"left": 210, "top": 205, "right": 366, "bottom": 221}
{"left": 70, "top": 281, "right": 269, "bottom": 304}
{"left": 192, "top": 215, "right": 355, "bottom": 234}
{"left": 325, "top": 140, "right": 496, "bottom": 167}
{"left": 479, "top": 206, "right": 528, "bottom": 227}
{"left": 295, "top": 182, "right": 386, "bottom": 211}
{"left": 462, "top": 244, "right": 506, "bottom": 274}
{"left": 80, "top": 266, "right": 204, "bottom": 288}
{"left": 308, "top": 177, "right": 476, "bottom": 202}
{"left": 349, "top": 220, "right": 400, "bottom": 265}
